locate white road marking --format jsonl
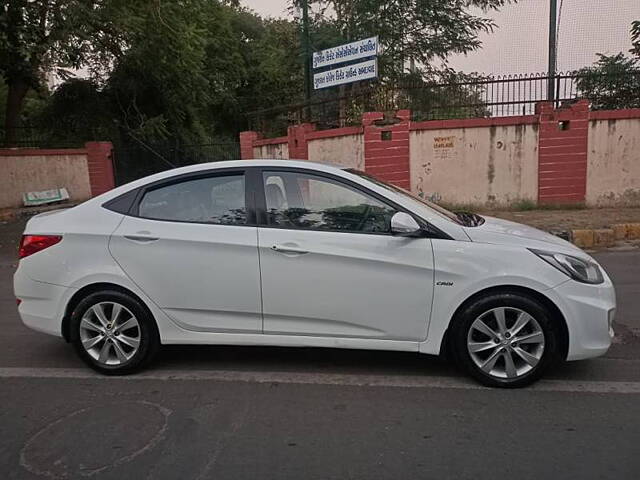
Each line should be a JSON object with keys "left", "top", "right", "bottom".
{"left": 1, "top": 367, "right": 640, "bottom": 393}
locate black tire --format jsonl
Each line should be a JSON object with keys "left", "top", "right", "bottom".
{"left": 450, "top": 292, "right": 562, "bottom": 388}
{"left": 69, "top": 290, "right": 160, "bottom": 375}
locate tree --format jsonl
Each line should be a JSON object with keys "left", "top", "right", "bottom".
{"left": 282, "top": 1, "right": 508, "bottom": 128}
{"left": 301, "top": 0, "right": 512, "bottom": 81}
{"left": 631, "top": 20, "right": 640, "bottom": 57}
{"left": 576, "top": 54, "right": 640, "bottom": 110}
{"left": 0, "top": 1, "right": 121, "bottom": 145}
{"left": 106, "top": 3, "right": 306, "bottom": 143}
{"left": 104, "top": 0, "right": 219, "bottom": 143}
{"left": 37, "top": 78, "right": 114, "bottom": 145}
{"left": 230, "top": 15, "right": 309, "bottom": 135}
{"left": 575, "top": 22, "right": 640, "bottom": 110}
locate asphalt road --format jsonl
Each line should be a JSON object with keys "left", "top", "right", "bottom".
{"left": 1, "top": 219, "right": 639, "bottom": 479}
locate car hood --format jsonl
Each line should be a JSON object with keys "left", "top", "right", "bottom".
{"left": 464, "top": 215, "right": 586, "bottom": 256}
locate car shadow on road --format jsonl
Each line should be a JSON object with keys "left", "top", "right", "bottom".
{"left": 152, "top": 344, "right": 461, "bottom": 378}
{"left": 150, "top": 344, "right": 631, "bottom": 382}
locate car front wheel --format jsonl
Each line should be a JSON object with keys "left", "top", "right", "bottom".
{"left": 451, "top": 292, "right": 562, "bottom": 388}
{"left": 70, "top": 290, "right": 159, "bottom": 375}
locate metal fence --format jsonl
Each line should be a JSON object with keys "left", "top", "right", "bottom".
{"left": 247, "top": 70, "right": 640, "bottom": 136}
{"left": 112, "top": 141, "right": 241, "bottom": 186}
{"left": 0, "top": 125, "right": 240, "bottom": 185}
{"left": 0, "top": 126, "right": 87, "bottom": 149}
{"left": 4, "top": 70, "right": 638, "bottom": 156}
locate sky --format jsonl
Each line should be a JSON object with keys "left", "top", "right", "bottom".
{"left": 241, "top": 0, "right": 640, "bottom": 74}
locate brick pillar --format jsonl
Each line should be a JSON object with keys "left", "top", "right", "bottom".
{"left": 537, "top": 100, "right": 590, "bottom": 204}
{"left": 85, "top": 142, "right": 115, "bottom": 196}
{"left": 239, "top": 131, "right": 261, "bottom": 159}
{"left": 362, "top": 110, "right": 411, "bottom": 189}
{"left": 287, "top": 123, "right": 316, "bottom": 160}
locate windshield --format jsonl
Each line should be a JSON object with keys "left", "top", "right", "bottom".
{"left": 346, "top": 169, "right": 462, "bottom": 225}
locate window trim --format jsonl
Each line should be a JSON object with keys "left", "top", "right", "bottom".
{"left": 103, "top": 168, "right": 257, "bottom": 227}
{"left": 255, "top": 167, "right": 451, "bottom": 239}
{"left": 103, "top": 166, "right": 451, "bottom": 238}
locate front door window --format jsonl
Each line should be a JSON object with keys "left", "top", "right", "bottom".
{"left": 263, "top": 171, "right": 396, "bottom": 233}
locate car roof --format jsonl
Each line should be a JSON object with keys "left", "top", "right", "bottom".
{"left": 96, "top": 159, "right": 349, "bottom": 200}
{"left": 172, "top": 158, "right": 346, "bottom": 172}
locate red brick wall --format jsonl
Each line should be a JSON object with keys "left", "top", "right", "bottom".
{"left": 362, "top": 110, "right": 411, "bottom": 190}
{"left": 239, "top": 102, "right": 640, "bottom": 206}
{"left": 287, "top": 123, "right": 316, "bottom": 160}
{"left": 85, "top": 142, "right": 115, "bottom": 196}
{"left": 240, "top": 131, "right": 261, "bottom": 159}
{"left": 537, "top": 100, "right": 590, "bottom": 204}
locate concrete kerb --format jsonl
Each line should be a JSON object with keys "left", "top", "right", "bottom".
{"left": 571, "top": 224, "right": 640, "bottom": 248}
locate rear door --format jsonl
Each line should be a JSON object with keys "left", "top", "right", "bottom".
{"left": 256, "top": 168, "right": 435, "bottom": 341}
{"left": 109, "top": 169, "right": 262, "bottom": 333}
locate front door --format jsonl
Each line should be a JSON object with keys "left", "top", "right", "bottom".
{"left": 257, "top": 169, "right": 434, "bottom": 341}
{"left": 109, "top": 170, "right": 262, "bottom": 333}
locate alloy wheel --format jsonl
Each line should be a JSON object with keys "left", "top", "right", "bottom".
{"left": 79, "top": 302, "right": 141, "bottom": 366}
{"left": 466, "top": 306, "right": 546, "bottom": 380}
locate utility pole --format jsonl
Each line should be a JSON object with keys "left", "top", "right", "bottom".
{"left": 548, "top": 0, "right": 557, "bottom": 103}
{"left": 301, "top": 0, "right": 312, "bottom": 107}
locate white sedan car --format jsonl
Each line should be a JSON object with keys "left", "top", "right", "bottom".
{"left": 14, "top": 160, "right": 615, "bottom": 387}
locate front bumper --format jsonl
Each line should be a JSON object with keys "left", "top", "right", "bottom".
{"left": 550, "top": 276, "right": 616, "bottom": 361}
{"left": 14, "top": 266, "right": 71, "bottom": 338}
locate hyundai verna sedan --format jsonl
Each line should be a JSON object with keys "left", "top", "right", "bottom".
{"left": 14, "top": 160, "right": 616, "bottom": 387}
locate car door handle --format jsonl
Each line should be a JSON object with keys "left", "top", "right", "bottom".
{"left": 271, "top": 245, "right": 309, "bottom": 255}
{"left": 124, "top": 235, "right": 159, "bottom": 243}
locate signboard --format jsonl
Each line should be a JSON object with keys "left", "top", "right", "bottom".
{"left": 23, "top": 188, "right": 70, "bottom": 207}
{"left": 313, "top": 58, "right": 377, "bottom": 90}
{"left": 312, "top": 36, "right": 378, "bottom": 70}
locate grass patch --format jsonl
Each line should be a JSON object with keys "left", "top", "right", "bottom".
{"left": 510, "top": 199, "right": 538, "bottom": 211}
{"left": 436, "top": 199, "right": 588, "bottom": 213}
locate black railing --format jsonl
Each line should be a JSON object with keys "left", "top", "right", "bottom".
{"left": 112, "top": 141, "right": 241, "bottom": 185}
{"left": 4, "top": 70, "right": 638, "bottom": 149}
{"left": 246, "top": 70, "right": 640, "bottom": 136}
{"left": 0, "top": 126, "right": 87, "bottom": 149}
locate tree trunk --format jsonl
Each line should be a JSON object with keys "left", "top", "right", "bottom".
{"left": 4, "top": 79, "right": 29, "bottom": 147}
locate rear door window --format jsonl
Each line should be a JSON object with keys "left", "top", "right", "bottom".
{"left": 138, "top": 174, "right": 246, "bottom": 225}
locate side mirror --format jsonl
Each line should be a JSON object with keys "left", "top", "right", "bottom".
{"left": 391, "top": 212, "right": 422, "bottom": 237}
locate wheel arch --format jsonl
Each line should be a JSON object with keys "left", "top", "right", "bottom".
{"left": 440, "top": 284, "right": 569, "bottom": 361}
{"left": 61, "top": 282, "right": 157, "bottom": 342}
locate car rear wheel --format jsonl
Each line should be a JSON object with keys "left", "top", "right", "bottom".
{"left": 451, "top": 292, "right": 562, "bottom": 388}
{"left": 70, "top": 290, "right": 159, "bottom": 375}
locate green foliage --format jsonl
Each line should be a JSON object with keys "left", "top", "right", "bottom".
{"left": 631, "top": 20, "right": 640, "bottom": 57}
{"left": 0, "top": 0, "right": 129, "bottom": 145}
{"left": 0, "top": 1, "right": 108, "bottom": 87}
{"left": 105, "top": 0, "right": 217, "bottom": 142}
{"left": 574, "top": 21, "right": 640, "bottom": 111}
{"left": 39, "top": 78, "right": 115, "bottom": 144}
{"left": 0, "top": 80, "right": 48, "bottom": 124}
{"left": 576, "top": 53, "right": 640, "bottom": 110}
{"left": 1, "top": 0, "right": 514, "bottom": 146}
{"left": 225, "top": 14, "right": 307, "bottom": 136}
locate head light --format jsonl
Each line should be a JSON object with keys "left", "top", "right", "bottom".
{"left": 529, "top": 249, "right": 604, "bottom": 284}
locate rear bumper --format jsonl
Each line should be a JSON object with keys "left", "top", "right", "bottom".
{"left": 13, "top": 266, "right": 71, "bottom": 338}
{"left": 550, "top": 277, "right": 616, "bottom": 361}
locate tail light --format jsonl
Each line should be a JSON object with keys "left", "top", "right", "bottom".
{"left": 19, "top": 235, "right": 62, "bottom": 259}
